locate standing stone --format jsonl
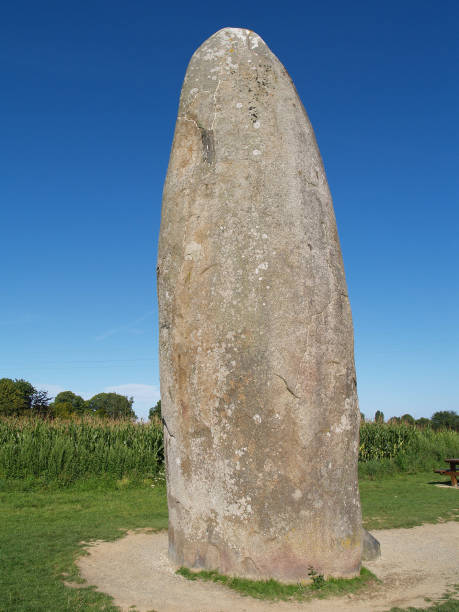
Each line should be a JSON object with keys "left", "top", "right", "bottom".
{"left": 157, "top": 27, "right": 362, "bottom": 581}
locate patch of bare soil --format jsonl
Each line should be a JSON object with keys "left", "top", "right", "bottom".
{"left": 76, "top": 522, "right": 459, "bottom": 611}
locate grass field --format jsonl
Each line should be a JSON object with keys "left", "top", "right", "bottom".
{"left": 360, "top": 472, "right": 459, "bottom": 530}
{"left": 0, "top": 481, "right": 168, "bottom": 611}
{"left": 1, "top": 472, "right": 458, "bottom": 611}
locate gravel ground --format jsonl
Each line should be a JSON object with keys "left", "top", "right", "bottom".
{"left": 76, "top": 522, "right": 459, "bottom": 611}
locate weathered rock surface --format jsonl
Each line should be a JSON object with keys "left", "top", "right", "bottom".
{"left": 157, "top": 27, "right": 362, "bottom": 581}
{"left": 362, "top": 529, "right": 381, "bottom": 561}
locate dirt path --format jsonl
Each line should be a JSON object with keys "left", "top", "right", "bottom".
{"left": 76, "top": 522, "right": 459, "bottom": 611}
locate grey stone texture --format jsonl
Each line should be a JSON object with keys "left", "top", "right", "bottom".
{"left": 362, "top": 529, "right": 381, "bottom": 561}
{"left": 157, "top": 27, "right": 362, "bottom": 581}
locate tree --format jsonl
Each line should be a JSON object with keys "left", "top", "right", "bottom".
{"left": 375, "top": 410, "right": 384, "bottom": 423}
{"left": 53, "top": 391, "right": 86, "bottom": 416}
{"left": 13, "top": 379, "right": 35, "bottom": 412}
{"left": 401, "top": 414, "right": 415, "bottom": 426}
{"left": 360, "top": 412, "right": 365, "bottom": 423}
{"left": 52, "top": 401, "right": 75, "bottom": 418}
{"left": 0, "top": 378, "right": 26, "bottom": 416}
{"left": 388, "top": 416, "right": 401, "bottom": 424}
{"left": 0, "top": 378, "right": 37, "bottom": 416}
{"left": 431, "top": 411, "right": 459, "bottom": 432}
{"left": 86, "top": 392, "right": 135, "bottom": 420}
{"left": 149, "top": 400, "right": 161, "bottom": 422}
{"left": 31, "top": 388, "right": 52, "bottom": 416}
{"left": 416, "top": 417, "right": 431, "bottom": 428}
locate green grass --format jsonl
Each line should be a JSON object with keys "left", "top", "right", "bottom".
{"left": 390, "top": 602, "right": 459, "bottom": 611}
{"left": 0, "top": 472, "right": 457, "bottom": 611}
{"left": 389, "top": 584, "right": 459, "bottom": 611}
{"left": 177, "top": 565, "right": 376, "bottom": 601}
{"left": 0, "top": 481, "right": 167, "bottom": 611}
{"left": 360, "top": 471, "right": 459, "bottom": 530}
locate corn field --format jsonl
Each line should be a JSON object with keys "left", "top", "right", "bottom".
{"left": 0, "top": 417, "right": 163, "bottom": 482}
{"left": 0, "top": 417, "right": 457, "bottom": 483}
{"left": 359, "top": 423, "right": 417, "bottom": 461}
{"left": 359, "top": 422, "right": 459, "bottom": 476}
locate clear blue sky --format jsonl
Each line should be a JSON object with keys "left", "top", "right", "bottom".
{"left": 1, "top": 1, "right": 458, "bottom": 420}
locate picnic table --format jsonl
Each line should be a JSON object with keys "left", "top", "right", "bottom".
{"left": 434, "top": 458, "right": 458, "bottom": 488}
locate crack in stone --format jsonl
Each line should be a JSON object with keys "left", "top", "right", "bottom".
{"left": 162, "top": 417, "right": 175, "bottom": 438}
{"left": 178, "top": 115, "right": 215, "bottom": 164}
{"left": 200, "top": 263, "right": 220, "bottom": 275}
{"left": 273, "top": 373, "right": 301, "bottom": 399}
{"left": 200, "top": 127, "right": 215, "bottom": 164}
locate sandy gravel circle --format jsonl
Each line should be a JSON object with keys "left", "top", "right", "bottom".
{"left": 76, "top": 522, "right": 459, "bottom": 611}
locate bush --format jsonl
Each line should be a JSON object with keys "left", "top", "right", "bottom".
{"left": 431, "top": 411, "right": 459, "bottom": 431}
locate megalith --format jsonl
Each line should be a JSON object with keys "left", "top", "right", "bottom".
{"left": 157, "top": 27, "right": 362, "bottom": 581}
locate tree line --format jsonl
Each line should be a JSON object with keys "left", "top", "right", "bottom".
{"left": 365, "top": 409, "right": 459, "bottom": 431}
{"left": 1, "top": 377, "right": 457, "bottom": 430}
{"left": 0, "top": 378, "right": 135, "bottom": 420}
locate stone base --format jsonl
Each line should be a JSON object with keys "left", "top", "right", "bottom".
{"left": 362, "top": 528, "right": 381, "bottom": 561}
{"left": 169, "top": 526, "right": 362, "bottom": 582}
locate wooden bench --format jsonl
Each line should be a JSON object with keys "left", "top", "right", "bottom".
{"left": 434, "top": 458, "right": 458, "bottom": 487}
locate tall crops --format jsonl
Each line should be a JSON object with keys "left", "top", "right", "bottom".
{"left": 0, "top": 417, "right": 163, "bottom": 483}
{"left": 359, "top": 422, "right": 459, "bottom": 477}
{"left": 1, "top": 417, "right": 457, "bottom": 484}
{"left": 359, "top": 423, "right": 417, "bottom": 461}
